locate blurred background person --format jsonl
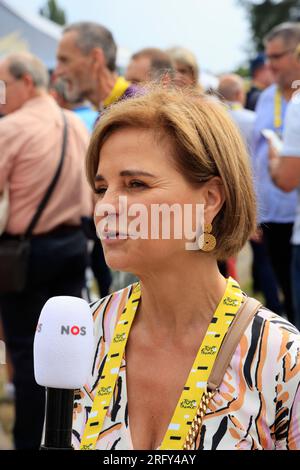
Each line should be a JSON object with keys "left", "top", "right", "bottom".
{"left": 216, "top": 73, "right": 255, "bottom": 280}
{"left": 50, "top": 77, "right": 98, "bottom": 133}
{"left": 56, "top": 22, "right": 140, "bottom": 297}
{"left": 56, "top": 22, "right": 138, "bottom": 111}
{"left": 0, "top": 52, "right": 92, "bottom": 449}
{"left": 252, "top": 22, "right": 300, "bottom": 324}
{"left": 268, "top": 43, "right": 300, "bottom": 329}
{"left": 217, "top": 73, "right": 281, "bottom": 312}
{"left": 125, "top": 47, "right": 174, "bottom": 85}
{"left": 246, "top": 53, "right": 274, "bottom": 111}
{"left": 167, "top": 46, "right": 202, "bottom": 91}
{"left": 218, "top": 73, "right": 255, "bottom": 152}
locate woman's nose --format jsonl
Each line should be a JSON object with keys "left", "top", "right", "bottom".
{"left": 95, "top": 199, "right": 118, "bottom": 221}
{"left": 95, "top": 186, "right": 127, "bottom": 219}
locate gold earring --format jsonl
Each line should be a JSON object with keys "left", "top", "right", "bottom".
{"left": 198, "top": 223, "right": 216, "bottom": 252}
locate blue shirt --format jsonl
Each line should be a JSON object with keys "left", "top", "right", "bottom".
{"left": 228, "top": 104, "right": 256, "bottom": 154}
{"left": 74, "top": 106, "right": 98, "bottom": 134}
{"left": 253, "top": 84, "right": 297, "bottom": 223}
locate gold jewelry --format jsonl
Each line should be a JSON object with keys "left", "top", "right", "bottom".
{"left": 183, "top": 389, "right": 215, "bottom": 450}
{"left": 198, "top": 223, "right": 216, "bottom": 252}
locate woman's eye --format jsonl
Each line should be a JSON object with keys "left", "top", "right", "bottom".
{"left": 94, "top": 187, "right": 107, "bottom": 195}
{"left": 94, "top": 181, "right": 147, "bottom": 195}
{"left": 129, "top": 180, "right": 147, "bottom": 188}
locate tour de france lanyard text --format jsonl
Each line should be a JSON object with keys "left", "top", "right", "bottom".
{"left": 80, "top": 277, "right": 244, "bottom": 451}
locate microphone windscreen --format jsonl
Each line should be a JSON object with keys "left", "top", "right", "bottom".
{"left": 34, "top": 296, "right": 94, "bottom": 389}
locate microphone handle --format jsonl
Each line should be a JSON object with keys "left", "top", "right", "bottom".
{"left": 41, "top": 388, "right": 74, "bottom": 450}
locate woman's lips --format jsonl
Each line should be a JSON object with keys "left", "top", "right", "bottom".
{"left": 101, "top": 232, "right": 129, "bottom": 240}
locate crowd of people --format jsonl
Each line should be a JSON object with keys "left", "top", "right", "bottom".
{"left": 0, "top": 19, "right": 300, "bottom": 450}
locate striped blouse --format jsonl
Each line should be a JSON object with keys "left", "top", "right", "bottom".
{"left": 72, "top": 284, "right": 300, "bottom": 450}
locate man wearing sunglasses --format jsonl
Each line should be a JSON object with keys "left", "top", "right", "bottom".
{"left": 252, "top": 23, "right": 300, "bottom": 325}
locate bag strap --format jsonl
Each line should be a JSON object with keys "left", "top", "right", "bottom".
{"left": 207, "top": 296, "right": 262, "bottom": 391}
{"left": 24, "top": 111, "right": 68, "bottom": 239}
{"left": 184, "top": 296, "right": 262, "bottom": 449}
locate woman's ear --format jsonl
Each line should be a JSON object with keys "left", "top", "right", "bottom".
{"left": 202, "top": 176, "right": 225, "bottom": 224}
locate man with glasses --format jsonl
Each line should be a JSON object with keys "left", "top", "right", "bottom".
{"left": 253, "top": 23, "right": 300, "bottom": 324}
{"left": 268, "top": 44, "right": 300, "bottom": 331}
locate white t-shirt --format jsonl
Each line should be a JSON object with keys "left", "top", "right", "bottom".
{"left": 281, "top": 97, "right": 300, "bottom": 245}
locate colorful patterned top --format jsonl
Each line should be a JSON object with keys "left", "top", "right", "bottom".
{"left": 72, "top": 283, "right": 300, "bottom": 450}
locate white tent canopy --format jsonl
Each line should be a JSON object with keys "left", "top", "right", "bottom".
{"left": 0, "top": 0, "right": 63, "bottom": 69}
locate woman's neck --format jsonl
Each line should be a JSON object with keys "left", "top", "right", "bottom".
{"left": 136, "top": 256, "right": 227, "bottom": 339}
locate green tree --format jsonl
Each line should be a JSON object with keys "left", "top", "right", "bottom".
{"left": 39, "top": 0, "right": 67, "bottom": 26}
{"left": 234, "top": 65, "right": 251, "bottom": 78}
{"left": 239, "top": 0, "right": 300, "bottom": 51}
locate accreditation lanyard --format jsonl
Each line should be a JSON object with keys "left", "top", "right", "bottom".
{"left": 274, "top": 88, "right": 283, "bottom": 134}
{"left": 228, "top": 102, "right": 243, "bottom": 111}
{"left": 103, "top": 76, "right": 131, "bottom": 108}
{"left": 80, "top": 277, "right": 243, "bottom": 451}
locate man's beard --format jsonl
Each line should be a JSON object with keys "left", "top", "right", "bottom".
{"left": 64, "top": 80, "right": 89, "bottom": 104}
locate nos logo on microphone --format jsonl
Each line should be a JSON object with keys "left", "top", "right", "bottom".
{"left": 36, "top": 323, "right": 87, "bottom": 336}
{"left": 61, "top": 325, "right": 86, "bottom": 336}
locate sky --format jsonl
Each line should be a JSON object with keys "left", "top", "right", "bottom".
{"left": 7, "top": 0, "right": 252, "bottom": 74}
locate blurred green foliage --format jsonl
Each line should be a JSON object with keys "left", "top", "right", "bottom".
{"left": 239, "top": 0, "right": 300, "bottom": 51}
{"left": 39, "top": 0, "right": 67, "bottom": 26}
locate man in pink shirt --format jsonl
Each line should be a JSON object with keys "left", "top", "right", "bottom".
{"left": 0, "top": 52, "right": 92, "bottom": 449}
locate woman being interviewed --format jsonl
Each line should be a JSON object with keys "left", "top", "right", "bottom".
{"left": 73, "top": 87, "right": 300, "bottom": 450}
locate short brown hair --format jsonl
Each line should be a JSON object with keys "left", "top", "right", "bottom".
{"left": 167, "top": 47, "right": 199, "bottom": 83}
{"left": 7, "top": 52, "right": 49, "bottom": 89}
{"left": 264, "top": 22, "right": 300, "bottom": 49}
{"left": 86, "top": 87, "right": 256, "bottom": 259}
{"left": 131, "top": 48, "right": 174, "bottom": 79}
{"left": 64, "top": 22, "right": 117, "bottom": 71}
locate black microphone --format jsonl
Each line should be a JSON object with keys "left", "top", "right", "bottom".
{"left": 42, "top": 389, "right": 74, "bottom": 450}
{"left": 33, "top": 296, "right": 94, "bottom": 450}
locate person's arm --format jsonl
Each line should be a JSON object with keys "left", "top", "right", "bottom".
{"left": 269, "top": 100, "right": 300, "bottom": 192}
{"left": 269, "top": 148, "right": 300, "bottom": 192}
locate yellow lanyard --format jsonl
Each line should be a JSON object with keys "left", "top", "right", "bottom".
{"left": 80, "top": 277, "right": 243, "bottom": 450}
{"left": 103, "top": 76, "right": 131, "bottom": 108}
{"left": 274, "top": 88, "right": 282, "bottom": 132}
{"left": 229, "top": 102, "right": 243, "bottom": 111}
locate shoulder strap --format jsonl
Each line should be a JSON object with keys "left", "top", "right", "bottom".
{"left": 207, "top": 296, "right": 262, "bottom": 391}
{"left": 24, "top": 111, "right": 68, "bottom": 238}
